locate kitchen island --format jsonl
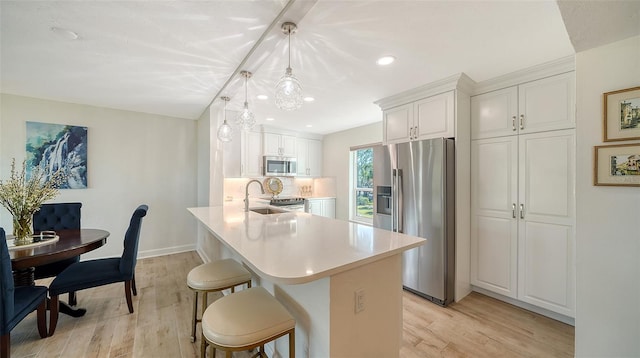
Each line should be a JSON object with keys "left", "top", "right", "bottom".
{"left": 188, "top": 204, "right": 425, "bottom": 357}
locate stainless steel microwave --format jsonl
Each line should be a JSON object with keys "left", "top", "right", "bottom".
{"left": 263, "top": 156, "right": 297, "bottom": 176}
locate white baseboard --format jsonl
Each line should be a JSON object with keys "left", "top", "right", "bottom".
{"left": 195, "top": 247, "right": 211, "bottom": 263}
{"left": 138, "top": 244, "right": 196, "bottom": 260}
{"left": 472, "top": 286, "right": 575, "bottom": 326}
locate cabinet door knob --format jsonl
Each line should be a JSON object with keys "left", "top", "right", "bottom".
{"left": 520, "top": 203, "right": 525, "bottom": 219}
{"left": 512, "top": 203, "right": 516, "bottom": 218}
{"left": 512, "top": 116, "right": 516, "bottom": 131}
{"left": 520, "top": 114, "right": 525, "bottom": 130}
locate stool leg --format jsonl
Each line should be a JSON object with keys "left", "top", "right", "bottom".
{"left": 191, "top": 291, "right": 198, "bottom": 342}
{"left": 202, "top": 291, "right": 208, "bottom": 318}
{"left": 289, "top": 329, "right": 295, "bottom": 358}
{"left": 200, "top": 333, "right": 206, "bottom": 358}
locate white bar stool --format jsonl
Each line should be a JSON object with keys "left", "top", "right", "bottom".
{"left": 187, "top": 259, "right": 252, "bottom": 342}
{"left": 201, "top": 286, "right": 295, "bottom": 358}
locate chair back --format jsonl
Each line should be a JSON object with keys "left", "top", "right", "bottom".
{"left": 119, "top": 205, "right": 148, "bottom": 279}
{"left": 0, "top": 228, "right": 15, "bottom": 334}
{"left": 33, "top": 202, "right": 82, "bottom": 231}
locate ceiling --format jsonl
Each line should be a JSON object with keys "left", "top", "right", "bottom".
{"left": 1, "top": 1, "right": 639, "bottom": 136}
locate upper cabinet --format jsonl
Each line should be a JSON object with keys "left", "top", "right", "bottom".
{"left": 223, "top": 126, "right": 323, "bottom": 178}
{"left": 376, "top": 73, "right": 473, "bottom": 145}
{"left": 263, "top": 132, "right": 296, "bottom": 157}
{"left": 471, "top": 71, "right": 575, "bottom": 140}
{"left": 383, "top": 91, "right": 455, "bottom": 144}
{"left": 242, "top": 131, "right": 263, "bottom": 177}
{"left": 296, "top": 138, "right": 322, "bottom": 177}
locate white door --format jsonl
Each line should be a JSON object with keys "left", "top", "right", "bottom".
{"left": 518, "top": 72, "right": 575, "bottom": 134}
{"left": 471, "top": 86, "right": 518, "bottom": 139}
{"left": 470, "top": 136, "right": 519, "bottom": 298}
{"left": 414, "top": 91, "right": 455, "bottom": 140}
{"left": 296, "top": 138, "right": 309, "bottom": 176}
{"left": 517, "top": 130, "right": 575, "bottom": 316}
{"left": 281, "top": 135, "right": 297, "bottom": 157}
{"left": 307, "top": 139, "right": 322, "bottom": 177}
{"left": 384, "top": 103, "right": 413, "bottom": 144}
{"left": 321, "top": 198, "right": 335, "bottom": 218}
{"left": 243, "top": 131, "right": 263, "bottom": 176}
{"left": 306, "top": 199, "right": 323, "bottom": 216}
{"left": 263, "top": 133, "right": 281, "bottom": 156}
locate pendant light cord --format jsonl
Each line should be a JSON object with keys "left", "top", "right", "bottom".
{"left": 244, "top": 75, "right": 248, "bottom": 104}
{"left": 288, "top": 30, "right": 291, "bottom": 69}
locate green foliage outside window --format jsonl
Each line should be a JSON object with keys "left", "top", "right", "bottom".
{"left": 355, "top": 148, "right": 373, "bottom": 219}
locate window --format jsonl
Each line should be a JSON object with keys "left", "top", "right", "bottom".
{"left": 351, "top": 147, "right": 374, "bottom": 224}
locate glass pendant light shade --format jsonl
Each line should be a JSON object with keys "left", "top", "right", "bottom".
{"left": 237, "top": 101, "right": 256, "bottom": 130}
{"left": 235, "top": 71, "right": 256, "bottom": 131}
{"left": 275, "top": 22, "right": 303, "bottom": 111}
{"left": 217, "top": 120, "right": 233, "bottom": 142}
{"left": 217, "top": 96, "right": 233, "bottom": 142}
{"left": 275, "top": 67, "right": 303, "bottom": 111}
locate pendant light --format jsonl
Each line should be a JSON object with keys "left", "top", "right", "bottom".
{"left": 275, "top": 22, "right": 303, "bottom": 111}
{"left": 236, "top": 70, "right": 256, "bottom": 130}
{"left": 216, "top": 96, "right": 233, "bottom": 142}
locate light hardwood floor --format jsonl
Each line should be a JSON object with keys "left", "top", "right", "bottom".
{"left": 10, "top": 251, "right": 574, "bottom": 357}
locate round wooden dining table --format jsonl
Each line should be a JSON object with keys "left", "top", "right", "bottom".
{"left": 9, "top": 228, "right": 109, "bottom": 272}
{"left": 9, "top": 228, "right": 110, "bottom": 317}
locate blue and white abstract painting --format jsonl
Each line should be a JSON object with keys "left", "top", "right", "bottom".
{"left": 26, "top": 121, "right": 88, "bottom": 189}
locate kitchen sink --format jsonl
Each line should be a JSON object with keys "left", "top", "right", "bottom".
{"left": 249, "top": 207, "right": 286, "bottom": 215}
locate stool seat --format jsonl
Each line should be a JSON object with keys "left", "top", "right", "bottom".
{"left": 187, "top": 259, "right": 252, "bottom": 343}
{"left": 187, "top": 259, "right": 252, "bottom": 291}
{"left": 203, "top": 287, "right": 295, "bottom": 348}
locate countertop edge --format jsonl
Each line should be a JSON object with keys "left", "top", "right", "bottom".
{"left": 188, "top": 206, "right": 425, "bottom": 285}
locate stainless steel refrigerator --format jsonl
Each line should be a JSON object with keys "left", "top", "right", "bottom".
{"left": 373, "top": 138, "right": 455, "bottom": 306}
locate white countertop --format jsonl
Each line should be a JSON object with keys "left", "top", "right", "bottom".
{"left": 188, "top": 204, "right": 425, "bottom": 285}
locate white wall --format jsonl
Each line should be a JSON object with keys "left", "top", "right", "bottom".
{"left": 321, "top": 122, "right": 382, "bottom": 221}
{"left": 575, "top": 35, "right": 640, "bottom": 356}
{"left": 0, "top": 94, "right": 198, "bottom": 259}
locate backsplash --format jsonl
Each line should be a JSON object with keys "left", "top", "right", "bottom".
{"left": 223, "top": 177, "right": 336, "bottom": 201}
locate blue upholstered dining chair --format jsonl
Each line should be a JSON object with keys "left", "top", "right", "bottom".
{"left": 1, "top": 228, "right": 48, "bottom": 358}
{"left": 48, "top": 205, "right": 148, "bottom": 336}
{"left": 32, "top": 202, "right": 82, "bottom": 305}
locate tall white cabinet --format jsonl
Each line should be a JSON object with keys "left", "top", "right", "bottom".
{"left": 470, "top": 58, "right": 576, "bottom": 319}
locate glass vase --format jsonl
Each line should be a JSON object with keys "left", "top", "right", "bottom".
{"left": 13, "top": 213, "right": 33, "bottom": 245}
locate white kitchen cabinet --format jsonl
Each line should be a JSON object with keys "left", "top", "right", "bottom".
{"left": 471, "top": 72, "right": 575, "bottom": 140}
{"left": 471, "top": 129, "right": 575, "bottom": 317}
{"left": 264, "top": 132, "right": 296, "bottom": 157}
{"left": 470, "top": 136, "right": 519, "bottom": 298}
{"left": 296, "top": 138, "right": 323, "bottom": 177}
{"left": 222, "top": 130, "right": 262, "bottom": 177}
{"left": 383, "top": 91, "right": 454, "bottom": 144}
{"left": 305, "top": 198, "right": 335, "bottom": 219}
{"left": 242, "top": 131, "right": 263, "bottom": 177}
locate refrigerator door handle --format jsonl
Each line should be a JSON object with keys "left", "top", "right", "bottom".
{"left": 397, "top": 169, "right": 404, "bottom": 233}
{"left": 392, "top": 169, "right": 397, "bottom": 232}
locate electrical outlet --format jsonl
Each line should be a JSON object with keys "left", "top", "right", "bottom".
{"left": 354, "top": 289, "right": 365, "bottom": 313}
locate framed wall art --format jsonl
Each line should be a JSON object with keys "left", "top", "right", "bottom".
{"left": 603, "top": 86, "right": 640, "bottom": 142}
{"left": 594, "top": 143, "right": 640, "bottom": 187}
{"left": 26, "top": 121, "right": 88, "bottom": 189}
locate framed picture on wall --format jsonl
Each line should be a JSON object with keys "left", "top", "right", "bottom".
{"left": 603, "top": 86, "right": 640, "bottom": 142}
{"left": 26, "top": 121, "right": 88, "bottom": 189}
{"left": 594, "top": 143, "right": 640, "bottom": 187}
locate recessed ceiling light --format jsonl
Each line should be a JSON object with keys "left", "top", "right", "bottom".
{"left": 376, "top": 55, "right": 396, "bottom": 66}
{"left": 266, "top": 117, "right": 275, "bottom": 121}
{"left": 50, "top": 27, "right": 79, "bottom": 40}
{"left": 256, "top": 94, "right": 268, "bottom": 100}
{"left": 305, "top": 124, "right": 312, "bottom": 128}
{"left": 303, "top": 97, "right": 315, "bottom": 102}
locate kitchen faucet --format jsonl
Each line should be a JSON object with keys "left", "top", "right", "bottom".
{"left": 245, "top": 179, "right": 265, "bottom": 212}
